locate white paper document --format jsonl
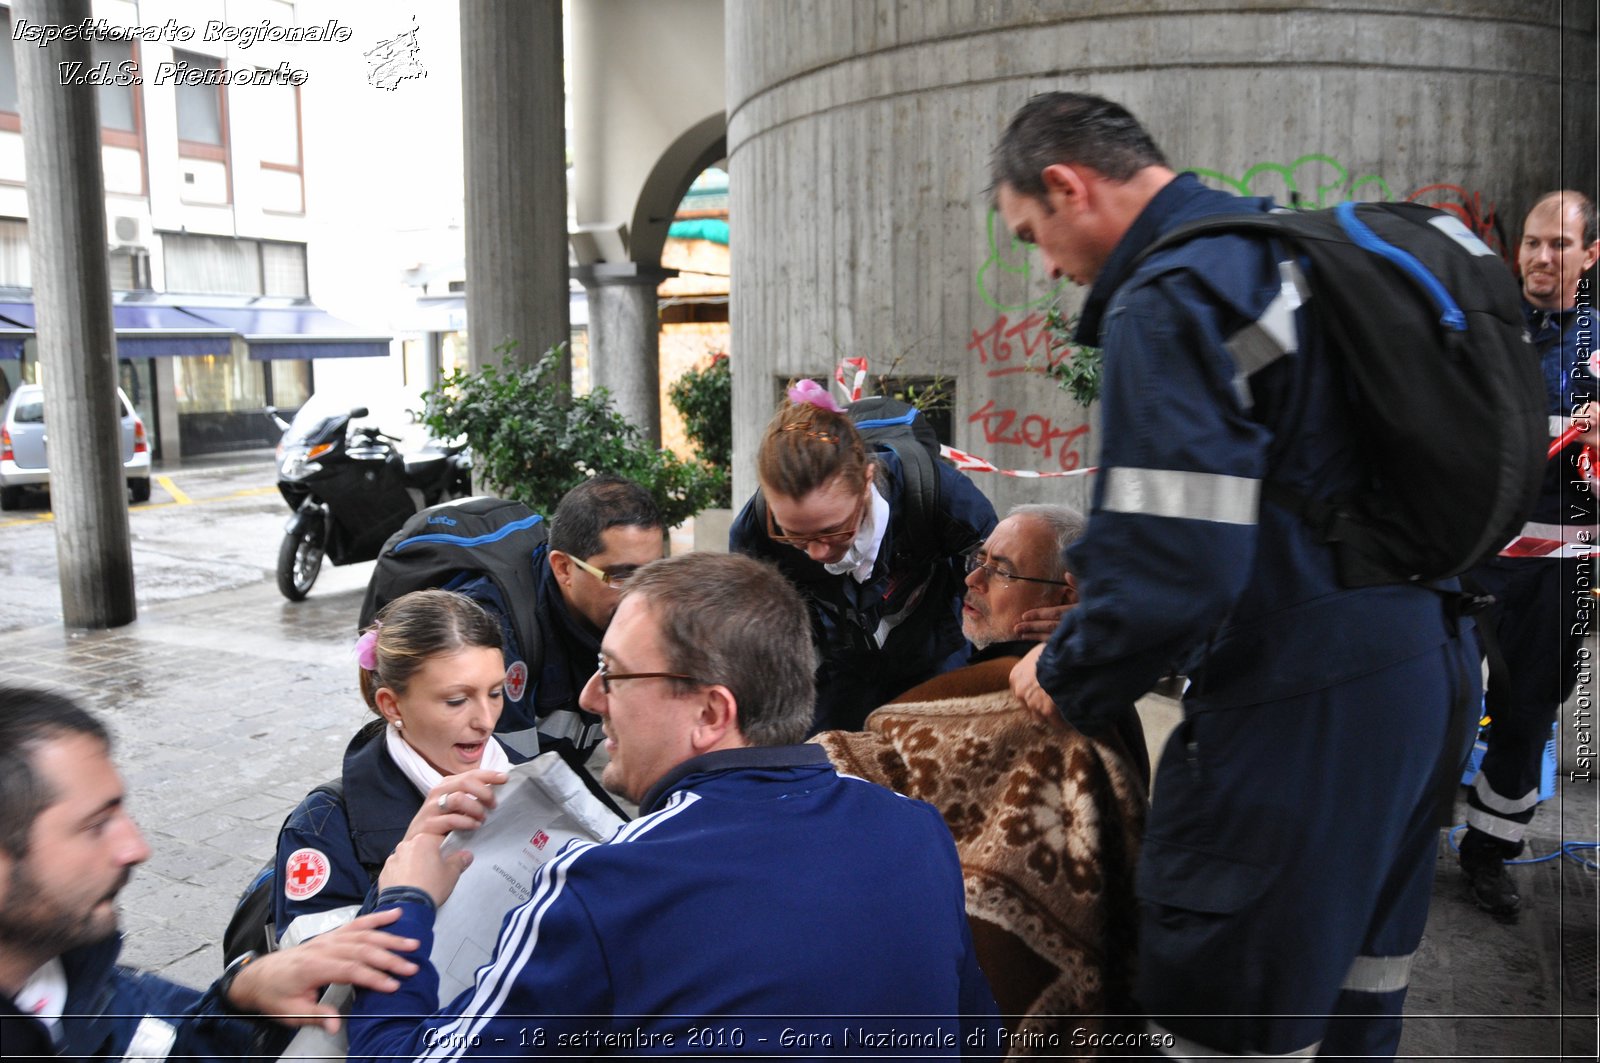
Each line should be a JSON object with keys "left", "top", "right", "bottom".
{"left": 278, "top": 752, "right": 625, "bottom": 1059}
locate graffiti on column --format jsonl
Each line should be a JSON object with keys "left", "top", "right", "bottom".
{"left": 976, "top": 208, "right": 1070, "bottom": 312}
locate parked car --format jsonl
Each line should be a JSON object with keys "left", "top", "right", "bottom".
{"left": 0, "top": 383, "right": 152, "bottom": 510}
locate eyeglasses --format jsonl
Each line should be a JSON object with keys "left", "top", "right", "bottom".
{"left": 765, "top": 490, "right": 868, "bottom": 549}
{"left": 594, "top": 653, "right": 710, "bottom": 695}
{"left": 561, "top": 552, "right": 637, "bottom": 588}
{"left": 963, "top": 549, "right": 1072, "bottom": 586}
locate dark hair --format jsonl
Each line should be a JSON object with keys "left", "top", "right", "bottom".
{"left": 1529, "top": 189, "right": 1599, "bottom": 247}
{"left": 549, "top": 475, "right": 663, "bottom": 559}
{"left": 0, "top": 686, "right": 109, "bottom": 857}
{"left": 756, "top": 396, "right": 871, "bottom": 501}
{"left": 990, "top": 91, "right": 1169, "bottom": 201}
{"left": 622, "top": 553, "right": 816, "bottom": 746}
{"left": 357, "top": 589, "right": 504, "bottom": 713}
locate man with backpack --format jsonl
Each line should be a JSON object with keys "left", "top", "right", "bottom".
{"left": 993, "top": 92, "right": 1494, "bottom": 1059}
{"left": 364, "top": 476, "right": 664, "bottom": 760}
{"left": 1459, "top": 191, "right": 1598, "bottom": 917}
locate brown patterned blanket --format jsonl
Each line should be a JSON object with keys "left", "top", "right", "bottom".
{"left": 815, "top": 688, "right": 1146, "bottom": 1058}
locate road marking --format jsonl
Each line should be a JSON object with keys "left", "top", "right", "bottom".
{"left": 156, "top": 475, "right": 191, "bottom": 505}
{"left": 0, "top": 484, "right": 278, "bottom": 528}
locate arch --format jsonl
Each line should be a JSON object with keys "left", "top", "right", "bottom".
{"left": 629, "top": 112, "right": 727, "bottom": 267}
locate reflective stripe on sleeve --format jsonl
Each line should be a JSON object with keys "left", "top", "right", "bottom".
{"left": 1224, "top": 259, "right": 1308, "bottom": 408}
{"left": 1342, "top": 952, "right": 1414, "bottom": 994}
{"left": 1102, "top": 468, "right": 1261, "bottom": 526}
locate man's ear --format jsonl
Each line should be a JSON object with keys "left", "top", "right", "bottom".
{"left": 1041, "top": 162, "right": 1088, "bottom": 210}
{"left": 1060, "top": 572, "right": 1079, "bottom": 608}
{"left": 691, "top": 685, "right": 741, "bottom": 753}
{"left": 1582, "top": 239, "right": 1600, "bottom": 275}
{"left": 548, "top": 549, "right": 573, "bottom": 589}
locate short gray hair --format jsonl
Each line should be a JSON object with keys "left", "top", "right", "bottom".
{"left": 621, "top": 553, "right": 816, "bottom": 746}
{"left": 1005, "top": 503, "right": 1088, "bottom": 581}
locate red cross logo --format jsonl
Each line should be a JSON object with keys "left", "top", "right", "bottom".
{"left": 283, "top": 847, "right": 330, "bottom": 901}
{"left": 530, "top": 830, "right": 549, "bottom": 851}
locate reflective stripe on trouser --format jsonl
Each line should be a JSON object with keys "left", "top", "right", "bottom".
{"left": 1150, "top": 1020, "right": 1318, "bottom": 1059}
{"left": 1101, "top": 467, "right": 1261, "bottom": 525}
{"left": 1341, "top": 953, "right": 1414, "bottom": 994}
{"left": 1137, "top": 638, "right": 1467, "bottom": 1058}
{"left": 1465, "top": 773, "right": 1538, "bottom": 844}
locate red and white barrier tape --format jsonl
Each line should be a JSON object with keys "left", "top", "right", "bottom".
{"left": 940, "top": 443, "right": 1096, "bottom": 479}
{"left": 834, "top": 358, "right": 868, "bottom": 404}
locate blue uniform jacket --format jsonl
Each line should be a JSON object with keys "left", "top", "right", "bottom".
{"left": 450, "top": 543, "right": 602, "bottom": 757}
{"left": 1525, "top": 302, "right": 1596, "bottom": 527}
{"left": 272, "top": 719, "right": 417, "bottom": 942}
{"left": 730, "top": 448, "right": 997, "bottom": 731}
{"left": 346, "top": 744, "right": 1001, "bottom": 1060}
{"left": 0, "top": 934, "right": 265, "bottom": 1061}
{"left": 1037, "top": 173, "right": 1470, "bottom": 728}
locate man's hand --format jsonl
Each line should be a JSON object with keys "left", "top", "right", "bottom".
{"left": 380, "top": 833, "right": 473, "bottom": 906}
{"left": 1013, "top": 603, "right": 1073, "bottom": 641}
{"left": 1009, "top": 643, "right": 1067, "bottom": 730}
{"left": 225, "top": 908, "right": 421, "bottom": 1033}
{"left": 403, "top": 768, "right": 507, "bottom": 843}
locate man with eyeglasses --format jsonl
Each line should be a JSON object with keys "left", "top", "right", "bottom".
{"left": 450, "top": 476, "right": 664, "bottom": 760}
{"left": 347, "top": 553, "right": 1001, "bottom": 1059}
{"left": 816, "top": 504, "right": 1147, "bottom": 1042}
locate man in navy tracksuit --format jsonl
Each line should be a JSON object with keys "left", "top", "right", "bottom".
{"left": 995, "top": 93, "right": 1479, "bottom": 1058}
{"left": 1459, "top": 191, "right": 1598, "bottom": 915}
{"left": 347, "top": 553, "right": 998, "bottom": 1060}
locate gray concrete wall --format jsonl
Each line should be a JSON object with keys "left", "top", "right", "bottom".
{"left": 726, "top": 0, "right": 1598, "bottom": 511}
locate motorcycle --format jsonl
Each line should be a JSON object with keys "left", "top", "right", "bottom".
{"left": 269, "top": 399, "right": 472, "bottom": 601}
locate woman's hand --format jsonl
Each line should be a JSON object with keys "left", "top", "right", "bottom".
{"left": 403, "top": 768, "right": 507, "bottom": 842}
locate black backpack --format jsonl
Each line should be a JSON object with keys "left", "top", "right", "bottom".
{"left": 358, "top": 496, "right": 548, "bottom": 677}
{"left": 220, "top": 779, "right": 373, "bottom": 964}
{"left": 1135, "top": 201, "right": 1546, "bottom": 587}
{"left": 755, "top": 396, "right": 980, "bottom": 563}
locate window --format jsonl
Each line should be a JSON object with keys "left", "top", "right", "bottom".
{"left": 95, "top": 40, "right": 138, "bottom": 136}
{"left": 174, "top": 50, "right": 226, "bottom": 157}
{"left": 261, "top": 242, "right": 307, "bottom": 297}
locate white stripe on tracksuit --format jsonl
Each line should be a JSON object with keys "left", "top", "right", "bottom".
{"left": 416, "top": 790, "right": 703, "bottom": 1063}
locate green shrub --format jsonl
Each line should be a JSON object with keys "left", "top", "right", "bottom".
{"left": 667, "top": 352, "right": 732, "bottom": 507}
{"left": 419, "top": 345, "right": 723, "bottom": 527}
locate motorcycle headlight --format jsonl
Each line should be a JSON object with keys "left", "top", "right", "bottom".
{"left": 280, "top": 454, "right": 322, "bottom": 481}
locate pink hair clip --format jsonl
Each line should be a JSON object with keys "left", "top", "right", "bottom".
{"left": 354, "top": 627, "right": 380, "bottom": 671}
{"left": 787, "top": 379, "right": 843, "bottom": 413}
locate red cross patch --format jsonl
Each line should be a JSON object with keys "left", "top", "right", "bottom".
{"left": 283, "top": 847, "right": 331, "bottom": 901}
{"left": 505, "top": 660, "right": 529, "bottom": 703}
{"left": 530, "top": 830, "right": 549, "bottom": 851}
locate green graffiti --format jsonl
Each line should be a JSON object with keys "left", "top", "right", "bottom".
{"left": 976, "top": 207, "right": 1070, "bottom": 313}
{"left": 1189, "top": 154, "right": 1393, "bottom": 207}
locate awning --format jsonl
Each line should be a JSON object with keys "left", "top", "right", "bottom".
{"left": 0, "top": 304, "right": 29, "bottom": 359}
{"left": 0, "top": 291, "right": 390, "bottom": 361}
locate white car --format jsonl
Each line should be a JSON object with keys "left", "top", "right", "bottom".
{"left": 0, "top": 383, "right": 152, "bottom": 509}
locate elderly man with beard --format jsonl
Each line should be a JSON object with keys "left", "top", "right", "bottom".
{"left": 0, "top": 686, "right": 423, "bottom": 1061}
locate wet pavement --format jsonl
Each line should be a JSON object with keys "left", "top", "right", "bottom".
{"left": 0, "top": 456, "right": 1594, "bottom": 1058}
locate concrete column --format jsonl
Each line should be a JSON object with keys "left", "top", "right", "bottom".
{"left": 574, "top": 264, "right": 676, "bottom": 446}
{"left": 726, "top": 1, "right": 1597, "bottom": 511}
{"left": 15, "top": 0, "right": 135, "bottom": 628}
{"left": 459, "top": 0, "right": 569, "bottom": 379}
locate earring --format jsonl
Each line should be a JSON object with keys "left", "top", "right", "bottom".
{"left": 393, "top": 719, "right": 403, "bottom": 729}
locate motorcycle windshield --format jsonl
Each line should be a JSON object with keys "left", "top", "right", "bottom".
{"left": 280, "top": 395, "right": 350, "bottom": 448}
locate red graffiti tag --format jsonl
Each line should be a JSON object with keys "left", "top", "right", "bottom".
{"left": 968, "top": 400, "right": 1091, "bottom": 472}
{"left": 1405, "top": 183, "right": 1510, "bottom": 264}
